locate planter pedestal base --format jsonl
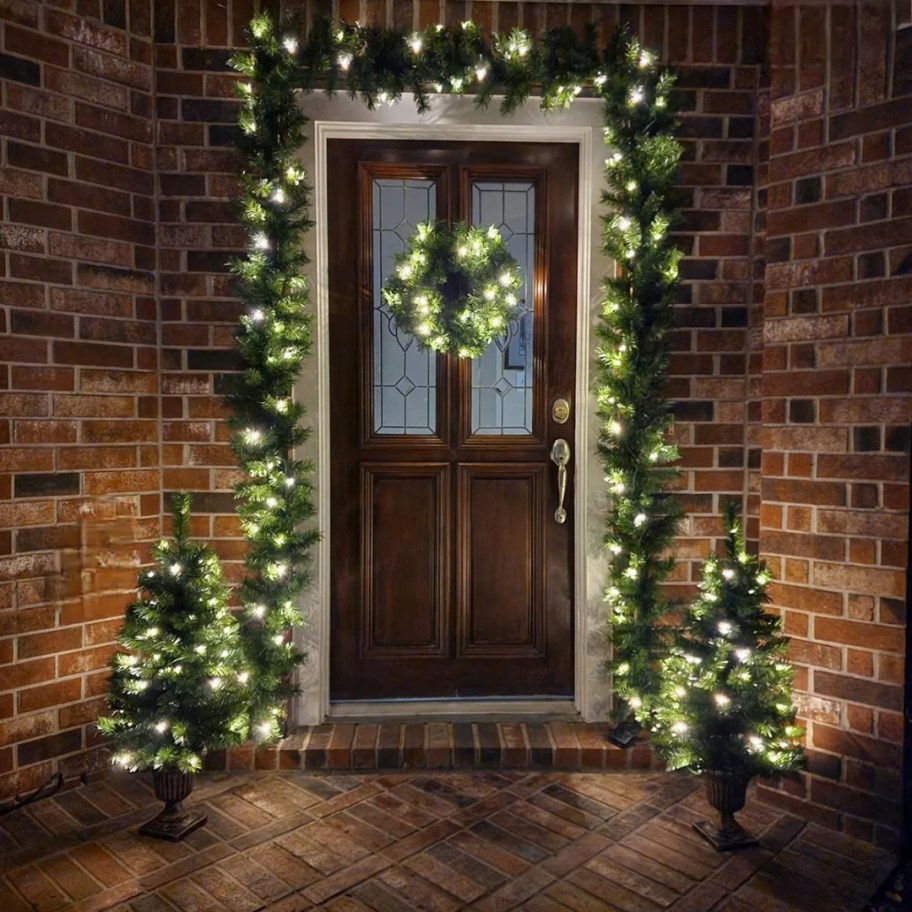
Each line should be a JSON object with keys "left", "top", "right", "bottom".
{"left": 692, "top": 818, "right": 757, "bottom": 852}
{"left": 139, "top": 807, "right": 207, "bottom": 842}
{"left": 140, "top": 769, "right": 207, "bottom": 842}
{"left": 694, "top": 770, "right": 758, "bottom": 852}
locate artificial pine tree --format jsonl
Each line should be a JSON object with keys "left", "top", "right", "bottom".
{"left": 652, "top": 503, "right": 804, "bottom": 849}
{"left": 98, "top": 493, "right": 250, "bottom": 839}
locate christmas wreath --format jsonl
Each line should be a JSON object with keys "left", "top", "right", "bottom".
{"left": 381, "top": 221, "right": 523, "bottom": 358}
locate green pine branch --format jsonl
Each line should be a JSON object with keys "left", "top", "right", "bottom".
{"left": 651, "top": 503, "right": 806, "bottom": 777}
{"left": 232, "top": 13, "right": 686, "bottom": 736}
{"left": 97, "top": 493, "right": 250, "bottom": 772}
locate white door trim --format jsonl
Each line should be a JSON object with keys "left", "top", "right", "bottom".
{"left": 308, "top": 104, "right": 598, "bottom": 723}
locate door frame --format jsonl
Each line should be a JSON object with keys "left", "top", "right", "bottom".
{"left": 308, "top": 108, "right": 597, "bottom": 723}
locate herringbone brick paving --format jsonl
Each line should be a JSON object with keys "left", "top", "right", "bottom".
{"left": 0, "top": 770, "right": 894, "bottom": 912}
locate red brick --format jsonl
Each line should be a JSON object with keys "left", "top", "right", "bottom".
{"left": 767, "top": 582, "right": 843, "bottom": 615}
{"left": 18, "top": 678, "right": 83, "bottom": 713}
{"left": 815, "top": 617, "right": 903, "bottom": 653}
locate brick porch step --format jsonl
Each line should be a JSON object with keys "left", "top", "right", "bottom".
{"left": 205, "top": 721, "right": 659, "bottom": 773}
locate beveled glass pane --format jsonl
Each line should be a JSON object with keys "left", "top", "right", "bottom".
{"left": 470, "top": 181, "right": 535, "bottom": 436}
{"left": 372, "top": 179, "right": 437, "bottom": 435}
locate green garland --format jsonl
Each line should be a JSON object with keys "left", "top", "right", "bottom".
{"left": 231, "top": 14, "right": 683, "bottom": 733}
{"left": 382, "top": 221, "right": 522, "bottom": 358}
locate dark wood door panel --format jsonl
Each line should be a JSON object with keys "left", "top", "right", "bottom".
{"left": 361, "top": 464, "right": 449, "bottom": 657}
{"left": 457, "top": 464, "right": 545, "bottom": 657}
{"left": 329, "top": 138, "right": 578, "bottom": 702}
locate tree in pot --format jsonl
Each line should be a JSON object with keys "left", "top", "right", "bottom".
{"left": 651, "top": 503, "right": 805, "bottom": 850}
{"left": 98, "top": 493, "right": 251, "bottom": 841}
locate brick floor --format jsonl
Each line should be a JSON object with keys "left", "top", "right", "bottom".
{"left": 206, "top": 723, "right": 657, "bottom": 774}
{"left": 0, "top": 769, "right": 894, "bottom": 911}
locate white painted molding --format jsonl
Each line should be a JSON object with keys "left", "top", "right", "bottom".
{"left": 301, "top": 94, "right": 609, "bottom": 724}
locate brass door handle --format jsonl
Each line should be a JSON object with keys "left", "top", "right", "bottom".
{"left": 550, "top": 438, "right": 571, "bottom": 524}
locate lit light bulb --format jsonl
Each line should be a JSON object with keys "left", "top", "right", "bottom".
{"left": 146, "top": 627, "right": 159, "bottom": 637}
{"left": 238, "top": 671, "right": 249, "bottom": 684}
{"left": 195, "top": 644, "right": 206, "bottom": 654}
{"left": 594, "top": 73, "right": 607, "bottom": 86}
{"left": 610, "top": 420, "right": 622, "bottom": 435}
{"left": 634, "top": 513, "right": 647, "bottom": 527}
{"left": 253, "top": 233, "right": 270, "bottom": 250}
{"left": 672, "top": 721, "right": 688, "bottom": 734}
{"left": 338, "top": 53, "right": 352, "bottom": 70}
{"left": 674, "top": 686, "right": 686, "bottom": 698}
{"left": 629, "top": 86, "right": 645, "bottom": 105}
{"left": 617, "top": 217, "right": 631, "bottom": 230}
{"left": 735, "top": 648, "right": 751, "bottom": 662}
{"left": 245, "top": 428, "right": 262, "bottom": 444}
{"left": 258, "top": 721, "right": 273, "bottom": 736}
{"left": 154, "top": 720, "right": 168, "bottom": 733}
{"left": 209, "top": 677, "right": 222, "bottom": 689}
{"left": 625, "top": 180, "right": 637, "bottom": 193}
{"left": 717, "top": 621, "right": 732, "bottom": 635}
{"left": 266, "top": 496, "right": 277, "bottom": 508}
{"left": 639, "top": 50, "right": 654, "bottom": 68}
{"left": 624, "top": 567, "right": 638, "bottom": 579}
{"left": 274, "top": 563, "right": 287, "bottom": 578}
{"left": 714, "top": 693, "right": 731, "bottom": 708}
{"left": 283, "top": 36, "right": 298, "bottom": 54}
{"left": 136, "top": 681, "right": 148, "bottom": 690}
{"left": 722, "top": 568, "right": 735, "bottom": 580}
{"left": 629, "top": 696, "right": 642, "bottom": 709}
{"left": 475, "top": 64, "right": 488, "bottom": 81}
{"left": 655, "top": 97, "right": 667, "bottom": 109}
{"left": 169, "top": 563, "right": 181, "bottom": 576}
{"left": 409, "top": 34, "right": 422, "bottom": 54}
{"left": 284, "top": 476, "right": 295, "bottom": 487}
{"left": 273, "top": 634, "right": 285, "bottom": 646}
{"left": 253, "top": 604, "right": 266, "bottom": 618}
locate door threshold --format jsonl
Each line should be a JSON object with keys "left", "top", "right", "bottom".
{"left": 327, "top": 698, "right": 578, "bottom": 723}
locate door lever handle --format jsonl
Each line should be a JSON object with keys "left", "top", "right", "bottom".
{"left": 550, "top": 438, "right": 571, "bottom": 524}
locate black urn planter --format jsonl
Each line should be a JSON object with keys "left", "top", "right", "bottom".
{"left": 692, "top": 769, "right": 758, "bottom": 851}
{"left": 139, "top": 769, "right": 207, "bottom": 842}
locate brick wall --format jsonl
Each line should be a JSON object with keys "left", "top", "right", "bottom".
{"left": 0, "top": 0, "right": 159, "bottom": 798}
{"left": 756, "top": 0, "right": 911, "bottom": 846}
{"left": 1, "top": 0, "right": 909, "bottom": 848}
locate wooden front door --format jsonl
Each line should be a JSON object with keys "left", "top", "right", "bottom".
{"left": 328, "top": 139, "right": 578, "bottom": 702}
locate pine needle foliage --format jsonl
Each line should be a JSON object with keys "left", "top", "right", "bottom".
{"left": 232, "top": 13, "right": 684, "bottom": 733}
{"left": 97, "top": 493, "right": 250, "bottom": 772}
{"left": 651, "top": 503, "right": 805, "bottom": 777}
{"left": 230, "top": 21, "right": 319, "bottom": 739}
